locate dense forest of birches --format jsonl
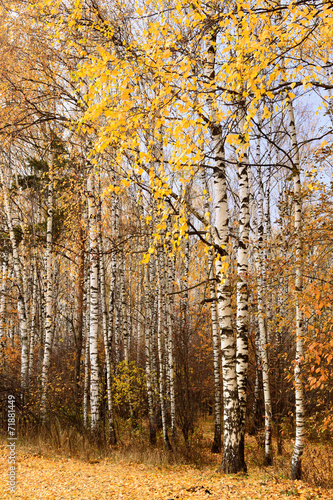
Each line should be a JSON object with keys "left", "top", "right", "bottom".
{"left": 0, "top": 0, "right": 333, "bottom": 481}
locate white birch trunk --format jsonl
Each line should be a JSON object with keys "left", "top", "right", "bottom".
{"left": 250, "top": 328, "right": 262, "bottom": 435}
{"left": 0, "top": 170, "right": 29, "bottom": 397}
{"left": 149, "top": 256, "right": 158, "bottom": 381}
{"left": 74, "top": 226, "right": 85, "bottom": 402}
{"left": 166, "top": 248, "right": 176, "bottom": 440}
{"left": 87, "top": 175, "right": 100, "bottom": 434}
{"left": 40, "top": 175, "right": 54, "bottom": 423}
{"left": 28, "top": 264, "right": 37, "bottom": 383}
{"left": 120, "top": 256, "right": 128, "bottom": 363}
{"left": 83, "top": 331, "right": 90, "bottom": 429}
{"left": 236, "top": 110, "right": 250, "bottom": 463}
{"left": 156, "top": 250, "right": 171, "bottom": 449}
{"left": 136, "top": 257, "right": 142, "bottom": 365}
{"left": 107, "top": 194, "right": 117, "bottom": 362}
{"left": 214, "top": 147, "right": 243, "bottom": 473}
{"left": 204, "top": 28, "right": 245, "bottom": 473}
{"left": 208, "top": 245, "right": 222, "bottom": 453}
{"left": 202, "top": 169, "right": 221, "bottom": 453}
{"left": 83, "top": 261, "right": 90, "bottom": 429}
{"left": 255, "top": 122, "right": 273, "bottom": 465}
{"left": 98, "top": 203, "right": 116, "bottom": 444}
{"left": 288, "top": 100, "right": 305, "bottom": 480}
{"left": 145, "top": 260, "right": 157, "bottom": 444}
{"left": 264, "top": 127, "right": 272, "bottom": 344}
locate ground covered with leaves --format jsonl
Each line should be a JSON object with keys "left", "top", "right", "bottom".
{"left": 0, "top": 444, "right": 331, "bottom": 500}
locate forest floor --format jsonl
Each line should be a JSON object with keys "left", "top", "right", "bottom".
{"left": 0, "top": 441, "right": 332, "bottom": 500}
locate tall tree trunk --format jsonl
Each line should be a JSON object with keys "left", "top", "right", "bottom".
{"left": 166, "top": 247, "right": 177, "bottom": 440}
{"left": 256, "top": 208, "right": 273, "bottom": 466}
{"left": 288, "top": 100, "right": 305, "bottom": 481}
{"left": 83, "top": 330, "right": 90, "bottom": 429}
{"left": 208, "top": 245, "right": 222, "bottom": 453}
{"left": 98, "top": 199, "right": 117, "bottom": 444}
{"left": 113, "top": 197, "right": 121, "bottom": 371}
{"left": 204, "top": 26, "right": 245, "bottom": 473}
{"left": 40, "top": 174, "right": 54, "bottom": 423}
{"left": 249, "top": 328, "right": 262, "bottom": 436}
{"left": 202, "top": 169, "right": 221, "bottom": 453}
{"left": 1, "top": 170, "right": 29, "bottom": 399}
{"left": 236, "top": 109, "right": 250, "bottom": 466}
{"left": 179, "top": 234, "right": 192, "bottom": 445}
{"left": 215, "top": 145, "right": 243, "bottom": 473}
{"left": 87, "top": 174, "right": 100, "bottom": 435}
{"left": 264, "top": 116, "right": 273, "bottom": 344}
{"left": 74, "top": 226, "right": 85, "bottom": 403}
{"left": 28, "top": 264, "right": 37, "bottom": 385}
{"left": 255, "top": 122, "right": 273, "bottom": 465}
{"left": 120, "top": 256, "right": 128, "bottom": 363}
{"left": 145, "top": 259, "right": 157, "bottom": 445}
{"left": 136, "top": 256, "right": 142, "bottom": 365}
{"left": 83, "top": 261, "right": 90, "bottom": 430}
{"left": 156, "top": 249, "right": 171, "bottom": 449}
{"left": 108, "top": 194, "right": 118, "bottom": 366}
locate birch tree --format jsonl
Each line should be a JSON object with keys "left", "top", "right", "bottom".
{"left": 166, "top": 242, "right": 177, "bottom": 441}
{"left": 235, "top": 107, "right": 250, "bottom": 467}
{"left": 98, "top": 197, "right": 117, "bottom": 444}
{"left": 202, "top": 169, "right": 221, "bottom": 453}
{"left": 87, "top": 173, "right": 100, "bottom": 435}
{"left": 156, "top": 248, "right": 171, "bottom": 449}
{"left": 288, "top": 99, "right": 305, "bottom": 480}
{"left": 40, "top": 161, "right": 54, "bottom": 423}
{"left": 144, "top": 254, "right": 157, "bottom": 445}
{"left": 255, "top": 125, "right": 273, "bottom": 465}
{"left": 0, "top": 166, "right": 29, "bottom": 397}
{"left": 204, "top": 24, "right": 245, "bottom": 472}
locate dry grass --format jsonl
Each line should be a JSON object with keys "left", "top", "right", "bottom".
{"left": 3, "top": 416, "right": 333, "bottom": 490}
{"left": 243, "top": 435, "right": 333, "bottom": 490}
{"left": 302, "top": 442, "right": 333, "bottom": 489}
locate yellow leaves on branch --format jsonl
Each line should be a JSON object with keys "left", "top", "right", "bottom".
{"left": 28, "top": 0, "right": 333, "bottom": 252}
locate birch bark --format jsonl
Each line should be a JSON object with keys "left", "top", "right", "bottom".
{"left": 0, "top": 169, "right": 29, "bottom": 397}
{"left": 108, "top": 193, "right": 118, "bottom": 364}
{"left": 28, "top": 264, "right": 37, "bottom": 384}
{"left": 87, "top": 174, "right": 100, "bottom": 434}
{"left": 208, "top": 244, "right": 222, "bottom": 453}
{"left": 249, "top": 328, "right": 262, "bottom": 436}
{"left": 288, "top": 100, "right": 305, "bottom": 481}
{"left": 204, "top": 27, "right": 245, "bottom": 473}
{"left": 74, "top": 226, "right": 85, "bottom": 402}
{"left": 255, "top": 135, "right": 273, "bottom": 465}
{"left": 120, "top": 257, "right": 128, "bottom": 363}
{"left": 179, "top": 234, "right": 192, "bottom": 444}
{"left": 236, "top": 110, "right": 250, "bottom": 465}
{"left": 166, "top": 245, "right": 177, "bottom": 440}
{"left": 156, "top": 249, "right": 171, "bottom": 449}
{"left": 202, "top": 169, "right": 221, "bottom": 453}
{"left": 98, "top": 199, "right": 117, "bottom": 444}
{"left": 274, "top": 3, "right": 305, "bottom": 475}
{"left": 83, "top": 331, "right": 90, "bottom": 429}
{"left": 40, "top": 172, "right": 54, "bottom": 423}
{"left": 145, "top": 258, "right": 157, "bottom": 444}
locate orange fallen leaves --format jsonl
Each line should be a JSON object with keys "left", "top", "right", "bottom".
{"left": 0, "top": 445, "right": 331, "bottom": 500}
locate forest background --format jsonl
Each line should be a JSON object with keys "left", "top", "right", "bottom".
{"left": 0, "top": 0, "right": 333, "bottom": 494}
